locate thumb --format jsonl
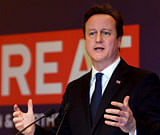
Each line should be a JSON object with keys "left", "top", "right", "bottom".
{"left": 27, "top": 99, "right": 33, "bottom": 114}
{"left": 123, "top": 96, "right": 130, "bottom": 107}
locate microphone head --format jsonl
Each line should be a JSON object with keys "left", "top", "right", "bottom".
{"left": 44, "top": 108, "right": 56, "bottom": 117}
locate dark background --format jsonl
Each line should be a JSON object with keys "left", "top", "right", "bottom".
{"left": 0, "top": 0, "right": 160, "bottom": 76}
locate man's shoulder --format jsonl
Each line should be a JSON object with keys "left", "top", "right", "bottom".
{"left": 127, "top": 63, "right": 159, "bottom": 81}
{"left": 120, "top": 58, "right": 159, "bottom": 79}
{"left": 129, "top": 65, "right": 151, "bottom": 75}
{"left": 68, "top": 71, "right": 91, "bottom": 86}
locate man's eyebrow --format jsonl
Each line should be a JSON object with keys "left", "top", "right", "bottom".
{"left": 88, "top": 28, "right": 96, "bottom": 31}
{"left": 101, "top": 28, "right": 112, "bottom": 31}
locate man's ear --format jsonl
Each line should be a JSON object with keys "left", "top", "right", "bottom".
{"left": 117, "top": 36, "right": 122, "bottom": 48}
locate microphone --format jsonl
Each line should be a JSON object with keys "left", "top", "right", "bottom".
{"left": 16, "top": 108, "right": 56, "bottom": 135}
{"left": 56, "top": 103, "right": 70, "bottom": 135}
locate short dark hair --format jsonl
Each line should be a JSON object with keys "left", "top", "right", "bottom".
{"left": 83, "top": 4, "right": 124, "bottom": 38}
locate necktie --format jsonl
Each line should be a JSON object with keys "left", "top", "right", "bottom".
{"left": 90, "top": 72, "right": 103, "bottom": 123}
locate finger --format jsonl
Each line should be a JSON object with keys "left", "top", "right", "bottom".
{"left": 123, "top": 96, "right": 132, "bottom": 113}
{"left": 105, "top": 108, "right": 130, "bottom": 123}
{"left": 104, "top": 114, "right": 119, "bottom": 122}
{"left": 14, "top": 104, "right": 21, "bottom": 112}
{"left": 105, "top": 108, "right": 126, "bottom": 117}
{"left": 15, "top": 122, "right": 24, "bottom": 130}
{"left": 13, "top": 111, "right": 22, "bottom": 117}
{"left": 105, "top": 120, "right": 122, "bottom": 127}
{"left": 104, "top": 109, "right": 128, "bottom": 122}
{"left": 27, "top": 99, "right": 33, "bottom": 114}
{"left": 111, "top": 96, "right": 130, "bottom": 112}
{"left": 123, "top": 96, "right": 130, "bottom": 107}
{"left": 13, "top": 117, "right": 23, "bottom": 124}
{"left": 105, "top": 118, "right": 128, "bottom": 127}
{"left": 111, "top": 101, "right": 127, "bottom": 111}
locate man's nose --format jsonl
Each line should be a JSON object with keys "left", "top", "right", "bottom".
{"left": 96, "top": 32, "right": 103, "bottom": 43}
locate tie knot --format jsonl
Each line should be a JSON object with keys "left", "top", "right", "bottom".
{"left": 96, "top": 72, "right": 103, "bottom": 80}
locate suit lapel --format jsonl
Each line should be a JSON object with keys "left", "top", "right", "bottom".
{"left": 91, "top": 59, "right": 130, "bottom": 133}
{"left": 80, "top": 71, "right": 92, "bottom": 128}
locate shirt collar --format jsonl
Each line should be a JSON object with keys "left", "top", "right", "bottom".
{"left": 91, "top": 57, "right": 121, "bottom": 81}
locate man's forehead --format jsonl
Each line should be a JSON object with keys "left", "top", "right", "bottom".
{"left": 85, "top": 15, "right": 116, "bottom": 29}
{"left": 87, "top": 14, "right": 115, "bottom": 21}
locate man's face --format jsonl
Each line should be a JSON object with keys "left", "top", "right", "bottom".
{"left": 85, "top": 14, "right": 121, "bottom": 69}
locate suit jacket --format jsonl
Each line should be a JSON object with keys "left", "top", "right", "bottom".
{"left": 35, "top": 59, "right": 160, "bottom": 135}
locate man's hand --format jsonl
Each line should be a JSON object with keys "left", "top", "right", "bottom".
{"left": 13, "top": 99, "right": 35, "bottom": 135}
{"left": 104, "top": 96, "right": 136, "bottom": 134}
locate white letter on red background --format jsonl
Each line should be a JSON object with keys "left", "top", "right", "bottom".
{"left": 36, "top": 41, "right": 62, "bottom": 95}
{"left": 2, "top": 44, "right": 31, "bottom": 96}
{"left": 69, "top": 39, "right": 91, "bottom": 82}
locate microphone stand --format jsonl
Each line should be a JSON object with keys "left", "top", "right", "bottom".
{"left": 56, "top": 103, "right": 70, "bottom": 135}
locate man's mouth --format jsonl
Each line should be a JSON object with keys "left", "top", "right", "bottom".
{"left": 94, "top": 47, "right": 104, "bottom": 50}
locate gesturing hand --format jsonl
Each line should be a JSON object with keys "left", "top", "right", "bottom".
{"left": 104, "top": 96, "right": 136, "bottom": 134}
{"left": 13, "top": 99, "right": 35, "bottom": 135}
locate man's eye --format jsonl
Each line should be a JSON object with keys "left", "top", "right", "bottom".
{"left": 102, "top": 31, "right": 110, "bottom": 36}
{"left": 89, "top": 32, "right": 96, "bottom": 36}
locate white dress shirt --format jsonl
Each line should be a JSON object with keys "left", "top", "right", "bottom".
{"left": 90, "top": 57, "right": 120, "bottom": 101}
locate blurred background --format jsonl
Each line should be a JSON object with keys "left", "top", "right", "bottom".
{"left": 0, "top": 0, "right": 159, "bottom": 134}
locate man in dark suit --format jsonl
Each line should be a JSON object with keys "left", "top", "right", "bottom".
{"left": 13, "top": 4, "right": 160, "bottom": 135}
